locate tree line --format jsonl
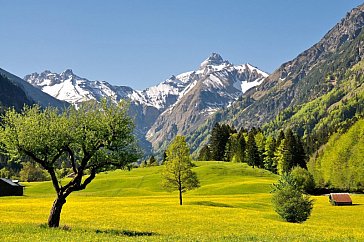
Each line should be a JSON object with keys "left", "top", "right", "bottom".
{"left": 198, "top": 122, "right": 307, "bottom": 175}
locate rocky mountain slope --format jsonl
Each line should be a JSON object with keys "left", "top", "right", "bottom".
{"left": 24, "top": 53, "right": 268, "bottom": 154}
{"left": 146, "top": 54, "right": 268, "bottom": 152}
{"left": 188, "top": 3, "right": 364, "bottom": 155}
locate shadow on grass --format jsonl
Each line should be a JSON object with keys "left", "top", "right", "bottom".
{"left": 190, "top": 201, "right": 234, "bottom": 208}
{"left": 39, "top": 224, "right": 156, "bottom": 237}
{"left": 95, "top": 229, "right": 156, "bottom": 237}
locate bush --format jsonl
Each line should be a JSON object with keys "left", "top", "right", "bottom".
{"left": 272, "top": 174, "right": 313, "bottom": 223}
{"left": 290, "top": 166, "right": 315, "bottom": 194}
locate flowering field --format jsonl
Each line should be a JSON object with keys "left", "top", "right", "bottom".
{"left": 0, "top": 162, "right": 363, "bottom": 241}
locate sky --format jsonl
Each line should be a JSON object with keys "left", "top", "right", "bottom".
{"left": 0, "top": 1, "right": 363, "bottom": 90}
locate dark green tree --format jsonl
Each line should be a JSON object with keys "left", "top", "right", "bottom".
{"left": 198, "top": 144, "right": 211, "bottom": 161}
{"left": 263, "top": 136, "right": 277, "bottom": 173}
{"left": 210, "top": 123, "right": 233, "bottom": 161}
{"left": 246, "top": 131, "right": 260, "bottom": 168}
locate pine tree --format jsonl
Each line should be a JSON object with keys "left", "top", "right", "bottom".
{"left": 236, "top": 129, "right": 246, "bottom": 163}
{"left": 210, "top": 123, "right": 233, "bottom": 161}
{"left": 246, "top": 131, "right": 260, "bottom": 168}
{"left": 198, "top": 145, "right": 211, "bottom": 161}
{"left": 263, "top": 136, "right": 277, "bottom": 173}
{"left": 255, "top": 131, "right": 266, "bottom": 168}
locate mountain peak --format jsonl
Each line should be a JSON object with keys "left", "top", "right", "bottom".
{"left": 199, "top": 53, "right": 228, "bottom": 68}
{"left": 61, "top": 69, "right": 74, "bottom": 77}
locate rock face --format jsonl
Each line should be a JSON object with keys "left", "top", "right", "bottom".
{"left": 24, "top": 53, "right": 268, "bottom": 154}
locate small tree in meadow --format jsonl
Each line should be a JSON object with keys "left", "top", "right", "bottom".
{"left": 161, "top": 136, "right": 199, "bottom": 205}
{"left": 271, "top": 173, "right": 313, "bottom": 223}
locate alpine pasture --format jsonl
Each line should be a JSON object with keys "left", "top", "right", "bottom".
{"left": 1, "top": 162, "right": 363, "bottom": 241}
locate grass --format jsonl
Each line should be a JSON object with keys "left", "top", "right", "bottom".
{"left": 0, "top": 161, "right": 363, "bottom": 241}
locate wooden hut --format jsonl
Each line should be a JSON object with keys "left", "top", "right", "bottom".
{"left": 329, "top": 193, "right": 352, "bottom": 206}
{"left": 0, "top": 178, "right": 24, "bottom": 196}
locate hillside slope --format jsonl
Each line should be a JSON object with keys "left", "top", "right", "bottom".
{"left": 24, "top": 162, "right": 277, "bottom": 197}
{"left": 0, "top": 74, "right": 33, "bottom": 112}
{"left": 308, "top": 119, "right": 364, "bottom": 191}
{"left": 188, "top": 3, "right": 364, "bottom": 154}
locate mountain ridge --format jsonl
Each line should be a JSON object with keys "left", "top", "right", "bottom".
{"left": 24, "top": 53, "right": 268, "bottom": 154}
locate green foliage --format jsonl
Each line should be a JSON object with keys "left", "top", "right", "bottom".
{"left": 209, "top": 123, "right": 234, "bottom": 161}
{"left": 161, "top": 136, "right": 199, "bottom": 205}
{"left": 308, "top": 119, "right": 364, "bottom": 191}
{"left": 290, "top": 166, "right": 315, "bottom": 194}
{"left": 0, "top": 99, "right": 140, "bottom": 227}
{"left": 275, "top": 129, "right": 306, "bottom": 175}
{"left": 246, "top": 131, "right": 261, "bottom": 168}
{"left": 197, "top": 144, "right": 211, "bottom": 161}
{"left": 19, "top": 162, "right": 50, "bottom": 182}
{"left": 263, "top": 136, "right": 276, "bottom": 172}
{"left": 272, "top": 174, "right": 313, "bottom": 223}
{"left": 264, "top": 60, "right": 364, "bottom": 156}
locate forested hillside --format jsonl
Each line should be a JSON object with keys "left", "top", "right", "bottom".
{"left": 308, "top": 119, "right": 364, "bottom": 191}
{"left": 187, "top": 4, "right": 364, "bottom": 155}
{"left": 264, "top": 59, "right": 364, "bottom": 154}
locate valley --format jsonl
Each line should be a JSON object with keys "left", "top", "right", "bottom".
{"left": 1, "top": 162, "right": 363, "bottom": 241}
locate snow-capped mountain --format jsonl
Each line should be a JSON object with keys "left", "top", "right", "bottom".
{"left": 25, "top": 69, "right": 135, "bottom": 104}
{"left": 24, "top": 53, "right": 268, "bottom": 155}
{"left": 145, "top": 53, "right": 268, "bottom": 153}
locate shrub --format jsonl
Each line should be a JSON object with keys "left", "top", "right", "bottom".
{"left": 290, "top": 166, "right": 315, "bottom": 194}
{"left": 272, "top": 174, "right": 313, "bottom": 223}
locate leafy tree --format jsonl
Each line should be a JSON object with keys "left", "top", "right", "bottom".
{"left": 0, "top": 100, "right": 139, "bottom": 227}
{"left": 271, "top": 173, "right": 313, "bottom": 223}
{"left": 198, "top": 144, "right": 211, "bottom": 161}
{"left": 246, "top": 131, "right": 260, "bottom": 168}
{"left": 307, "top": 119, "right": 364, "bottom": 191}
{"left": 161, "top": 136, "right": 199, "bottom": 205}
{"left": 290, "top": 166, "right": 315, "bottom": 194}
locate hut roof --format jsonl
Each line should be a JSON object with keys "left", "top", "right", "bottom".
{"left": 0, "top": 178, "right": 24, "bottom": 187}
{"left": 330, "top": 193, "right": 352, "bottom": 203}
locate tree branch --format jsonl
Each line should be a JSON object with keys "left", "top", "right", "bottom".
{"left": 64, "top": 146, "right": 77, "bottom": 174}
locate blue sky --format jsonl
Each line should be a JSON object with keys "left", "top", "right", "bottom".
{"left": 0, "top": 1, "right": 362, "bottom": 90}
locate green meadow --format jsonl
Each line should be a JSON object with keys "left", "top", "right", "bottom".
{"left": 0, "top": 162, "right": 363, "bottom": 241}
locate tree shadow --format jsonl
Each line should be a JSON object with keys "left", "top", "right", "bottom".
{"left": 95, "top": 229, "right": 157, "bottom": 237}
{"left": 189, "top": 201, "right": 234, "bottom": 208}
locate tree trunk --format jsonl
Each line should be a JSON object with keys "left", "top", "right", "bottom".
{"left": 48, "top": 196, "right": 66, "bottom": 227}
{"left": 179, "top": 188, "right": 183, "bottom": 206}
